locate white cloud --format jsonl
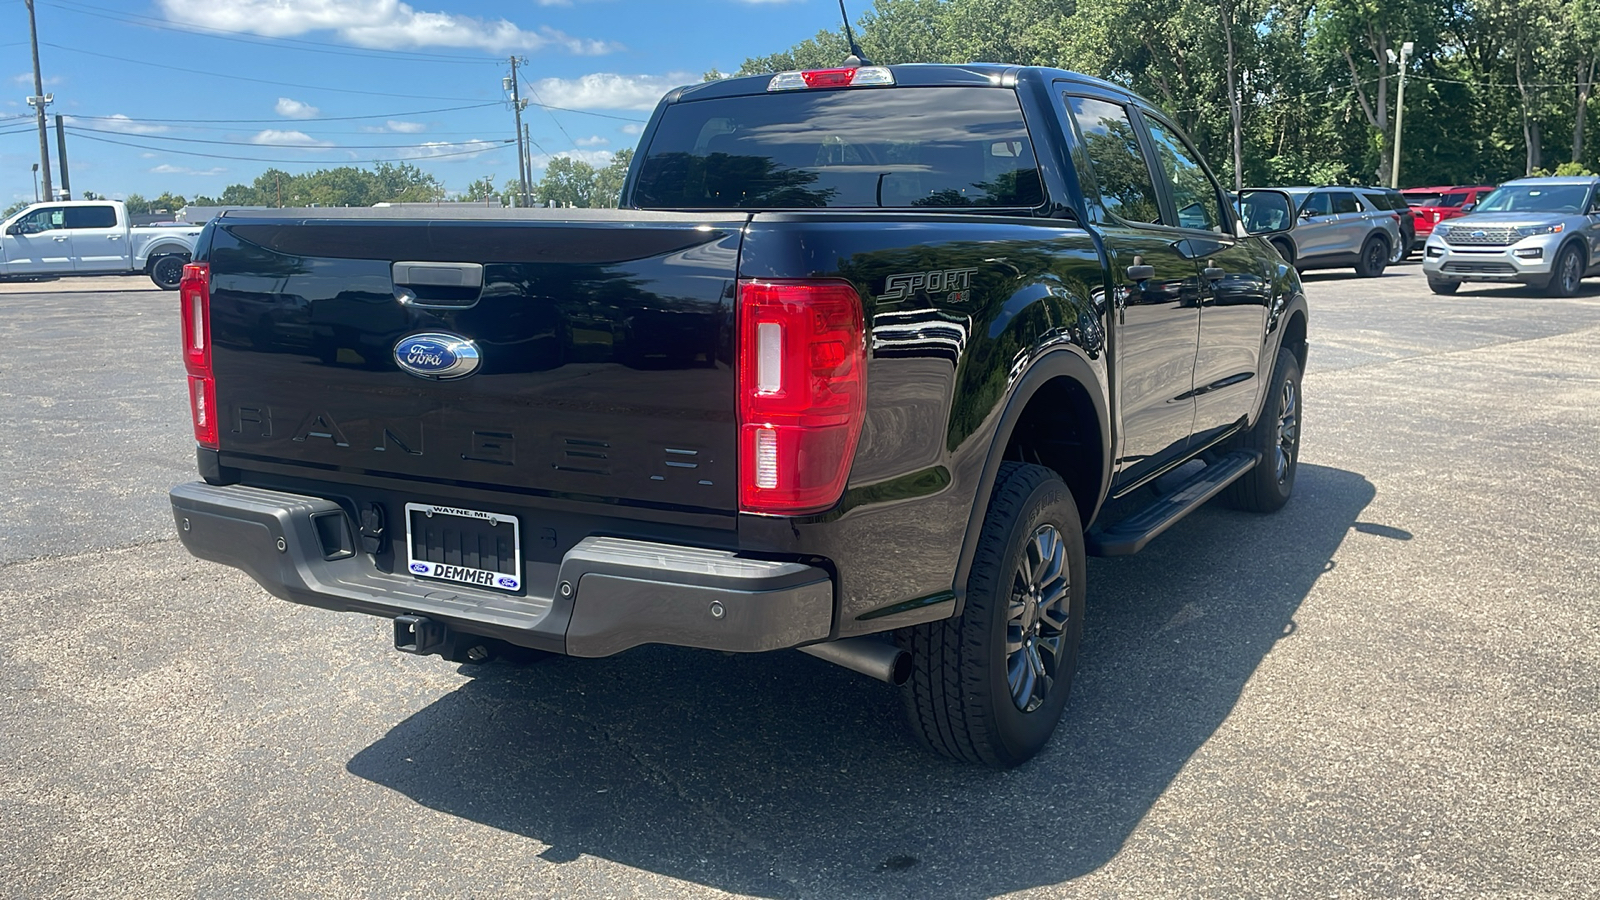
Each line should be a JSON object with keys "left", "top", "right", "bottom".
{"left": 11, "top": 73, "right": 62, "bottom": 86}
{"left": 396, "top": 138, "right": 501, "bottom": 161}
{"left": 274, "top": 97, "right": 320, "bottom": 119}
{"left": 531, "top": 149, "right": 615, "bottom": 170}
{"left": 150, "top": 164, "right": 227, "bottom": 176}
{"left": 68, "top": 114, "right": 169, "bottom": 135}
{"left": 156, "top": 0, "right": 619, "bottom": 54}
{"left": 250, "top": 129, "right": 334, "bottom": 147}
{"left": 575, "top": 135, "right": 609, "bottom": 147}
{"left": 528, "top": 72, "right": 690, "bottom": 111}
{"left": 385, "top": 120, "right": 426, "bottom": 133}
{"left": 620, "top": 123, "right": 644, "bottom": 135}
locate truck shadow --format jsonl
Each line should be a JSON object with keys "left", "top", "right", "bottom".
{"left": 347, "top": 463, "right": 1375, "bottom": 898}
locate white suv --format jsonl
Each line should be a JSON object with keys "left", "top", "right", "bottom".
{"left": 1257, "top": 186, "right": 1405, "bottom": 277}
{"left": 1421, "top": 176, "right": 1600, "bottom": 297}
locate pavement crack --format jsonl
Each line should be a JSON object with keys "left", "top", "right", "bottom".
{"left": 0, "top": 536, "right": 180, "bottom": 573}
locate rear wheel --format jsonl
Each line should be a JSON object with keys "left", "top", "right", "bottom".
{"left": 1543, "top": 244, "right": 1584, "bottom": 297}
{"left": 1427, "top": 278, "right": 1460, "bottom": 295}
{"left": 1354, "top": 236, "right": 1389, "bottom": 277}
{"left": 897, "top": 462, "right": 1086, "bottom": 768}
{"left": 1222, "top": 348, "right": 1302, "bottom": 513}
{"left": 149, "top": 254, "right": 188, "bottom": 290}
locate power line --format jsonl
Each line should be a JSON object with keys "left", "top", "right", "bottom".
{"left": 66, "top": 129, "right": 513, "bottom": 163}
{"left": 63, "top": 103, "right": 499, "bottom": 126}
{"left": 38, "top": 0, "right": 500, "bottom": 65}
{"left": 67, "top": 124, "right": 505, "bottom": 150}
{"left": 42, "top": 42, "right": 487, "bottom": 101}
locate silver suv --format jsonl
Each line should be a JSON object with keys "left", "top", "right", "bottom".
{"left": 1254, "top": 186, "right": 1405, "bottom": 276}
{"left": 1422, "top": 176, "right": 1600, "bottom": 297}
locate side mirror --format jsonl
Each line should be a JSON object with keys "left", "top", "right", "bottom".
{"left": 1461, "top": 203, "right": 1474, "bottom": 213}
{"left": 1237, "top": 189, "right": 1294, "bottom": 236}
{"left": 3, "top": 224, "right": 19, "bottom": 236}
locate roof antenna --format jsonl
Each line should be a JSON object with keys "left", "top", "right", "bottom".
{"left": 838, "top": 0, "right": 872, "bottom": 67}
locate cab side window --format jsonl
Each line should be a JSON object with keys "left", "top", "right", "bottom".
{"left": 1300, "top": 192, "right": 1332, "bottom": 217}
{"left": 14, "top": 207, "right": 64, "bottom": 233}
{"left": 1331, "top": 192, "right": 1360, "bottom": 215}
{"left": 1439, "top": 192, "right": 1469, "bottom": 208}
{"left": 1065, "top": 96, "right": 1162, "bottom": 225}
{"left": 1144, "top": 118, "right": 1223, "bottom": 232}
{"left": 64, "top": 206, "right": 118, "bottom": 229}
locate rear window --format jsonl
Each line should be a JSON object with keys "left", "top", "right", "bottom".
{"left": 64, "top": 205, "right": 118, "bottom": 229}
{"left": 632, "top": 87, "right": 1044, "bottom": 210}
{"left": 1438, "top": 192, "right": 1469, "bottom": 208}
{"left": 1405, "top": 194, "right": 1442, "bottom": 207}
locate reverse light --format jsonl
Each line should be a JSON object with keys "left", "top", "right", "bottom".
{"left": 767, "top": 66, "right": 895, "bottom": 92}
{"left": 178, "top": 262, "right": 218, "bottom": 449}
{"left": 737, "top": 279, "right": 867, "bottom": 515}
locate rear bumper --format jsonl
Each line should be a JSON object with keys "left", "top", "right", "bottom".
{"left": 170, "top": 482, "right": 833, "bottom": 657}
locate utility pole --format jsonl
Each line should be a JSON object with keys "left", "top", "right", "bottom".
{"left": 524, "top": 122, "right": 535, "bottom": 206}
{"left": 1391, "top": 40, "right": 1414, "bottom": 189}
{"left": 506, "top": 57, "right": 530, "bottom": 207}
{"left": 54, "top": 114, "right": 70, "bottom": 200}
{"left": 24, "top": 0, "right": 54, "bottom": 201}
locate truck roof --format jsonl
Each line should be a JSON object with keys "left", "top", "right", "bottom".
{"left": 667, "top": 63, "right": 1141, "bottom": 105}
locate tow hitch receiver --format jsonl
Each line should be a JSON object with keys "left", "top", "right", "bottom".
{"left": 394, "top": 615, "right": 448, "bottom": 655}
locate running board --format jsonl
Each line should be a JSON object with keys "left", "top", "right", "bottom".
{"left": 1086, "top": 450, "right": 1261, "bottom": 557}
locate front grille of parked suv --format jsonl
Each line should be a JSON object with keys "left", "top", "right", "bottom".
{"left": 1441, "top": 225, "right": 1517, "bottom": 247}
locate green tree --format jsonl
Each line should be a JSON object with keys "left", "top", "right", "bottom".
{"left": 3, "top": 200, "right": 29, "bottom": 218}
{"left": 592, "top": 149, "right": 633, "bottom": 208}
{"left": 535, "top": 156, "right": 598, "bottom": 207}
{"left": 459, "top": 175, "right": 499, "bottom": 201}
{"left": 124, "top": 193, "right": 150, "bottom": 216}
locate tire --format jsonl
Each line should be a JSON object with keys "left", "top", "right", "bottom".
{"left": 1270, "top": 238, "right": 1296, "bottom": 268}
{"left": 1543, "top": 243, "right": 1584, "bottom": 298}
{"left": 149, "top": 254, "right": 188, "bottom": 290}
{"left": 1427, "top": 279, "right": 1460, "bottom": 295}
{"left": 896, "top": 462, "right": 1086, "bottom": 768}
{"left": 1354, "top": 235, "right": 1389, "bottom": 277}
{"left": 1222, "top": 348, "right": 1302, "bottom": 513}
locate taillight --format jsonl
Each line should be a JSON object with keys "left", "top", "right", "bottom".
{"left": 737, "top": 279, "right": 866, "bottom": 515}
{"left": 767, "top": 66, "right": 895, "bottom": 92}
{"left": 178, "top": 262, "right": 218, "bottom": 449}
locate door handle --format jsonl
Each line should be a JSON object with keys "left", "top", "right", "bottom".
{"left": 107, "top": 235, "right": 121, "bottom": 240}
{"left": 53, "top": 236, "right": 69, "bottom": 242}
{"left": 1125, "top": 264, "right": 1155, "bottom": 281}
{"left": 1203, "top": 266, "right": 1226, "bottom": 282}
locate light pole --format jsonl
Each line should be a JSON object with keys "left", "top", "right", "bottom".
{"left": 1391, "top": 40, "right": 1414, "bottom": 189}
{"left": 24, "top": 0, "right": 53, "bottom": 202}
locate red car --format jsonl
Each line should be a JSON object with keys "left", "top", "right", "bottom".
{"left": 1402, "top": 185, "right": 1497, "bottom": 250}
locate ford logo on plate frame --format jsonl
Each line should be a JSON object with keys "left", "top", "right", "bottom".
{"left": 393, "top": 333, "right": 482, "bottom": 380}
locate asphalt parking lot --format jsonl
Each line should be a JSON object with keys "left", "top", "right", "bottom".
{"left": 2, "top": 262, "right": 1598, "bottom": 898}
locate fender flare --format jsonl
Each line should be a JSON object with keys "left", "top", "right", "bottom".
{"left": 142, "top": 243, "right": 193, "bottom": 270}
{"left": 949, "top": 348, "right": 1111, "bottom": 614}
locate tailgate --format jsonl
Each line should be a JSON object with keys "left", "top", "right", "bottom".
{"left": 205, "top": 210, "right": 747, "bottom": 514}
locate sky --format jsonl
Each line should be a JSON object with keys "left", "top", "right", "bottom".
{"left": 0, "top": 0, "right": 840, "bottom": 206}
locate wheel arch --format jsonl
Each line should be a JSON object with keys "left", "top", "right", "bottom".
{"left": 950, "top": 350, "right": 1110, "bottom": 615}
{"left": 143, "top": 244, "right": 193, "bottom": 271}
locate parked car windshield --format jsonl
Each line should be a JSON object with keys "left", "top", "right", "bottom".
{"left": 1473, "top": 183, "right": 1591, "bottom": 214}
{"left": 633, "top": 87, "right": 1044, "bottom": 210}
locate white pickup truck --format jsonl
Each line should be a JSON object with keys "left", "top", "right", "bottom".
{"left": 1, "top": 199, "right": 202, "bottom": 289}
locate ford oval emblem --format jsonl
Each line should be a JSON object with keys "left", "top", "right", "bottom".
{"left": 393, "top": 333, "right": 482, "bottom": 380}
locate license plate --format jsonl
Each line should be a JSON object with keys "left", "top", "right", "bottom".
{"left": 404, "top": 503, "right": 522, "bottom": 592}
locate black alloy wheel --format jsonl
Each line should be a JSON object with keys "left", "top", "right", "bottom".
{"left": 1545, "top": 244, "right": 1584, "bottom": 298}
{"left": 1223, "top": 348, "right": 1303, "bottom": 513}
{"left": 150, "top": 255, "right": 188, "bottom": 290}
{"left": 897, "top": 462, "right": 1086, "bottom": 768}
{"left": 1355, "top": 236, "right": 1388, "bottom": 277}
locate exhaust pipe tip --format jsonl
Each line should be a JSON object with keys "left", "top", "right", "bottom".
{"left": 799, "top": 638, "right": 911, "bottom": 686}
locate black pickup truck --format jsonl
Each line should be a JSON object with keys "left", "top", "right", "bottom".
{"left": 170, "top": 63, "right": 1305, "bottom": 767}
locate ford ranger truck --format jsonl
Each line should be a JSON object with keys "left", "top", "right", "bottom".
{"left": 170, "top": 64, "right": 1308, "bottom": 767}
